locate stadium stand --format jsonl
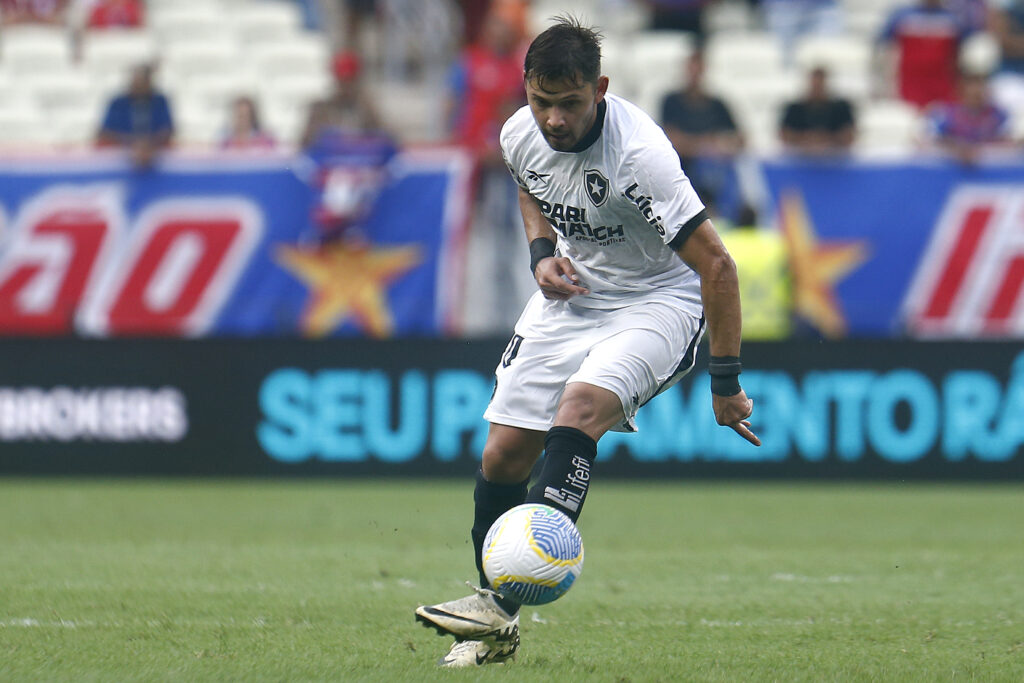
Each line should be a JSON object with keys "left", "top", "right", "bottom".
{"left": 0, "top": 0, "right": 1017, "bottom": 155}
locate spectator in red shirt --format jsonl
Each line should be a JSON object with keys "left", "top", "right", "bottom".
{"left": 0, "top": 0, "right": 66, "bottom": 25}
{"left": 86, "top": 0, "right": 143, "bottom": 29}
{"left": 876, "top": 0, "right": 970, "bottom": 108}
{"left": 445, "top": 11, "right": 525, "bottom": 162}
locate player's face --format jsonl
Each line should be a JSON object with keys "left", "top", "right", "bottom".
{"left": 526, "top": 74, "right": 609, "bottom": 152}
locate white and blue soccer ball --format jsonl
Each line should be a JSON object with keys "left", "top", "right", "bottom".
{"left": 482, "top": 503, "right": 584, "bottom": 605}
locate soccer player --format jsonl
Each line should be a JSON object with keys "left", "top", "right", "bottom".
{"left": 415, "top": 16, "right": 760, "bottom": 668}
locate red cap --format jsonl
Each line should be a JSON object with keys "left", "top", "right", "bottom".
{"left": 332, "top": 51, "right": 361, "bottom": 80}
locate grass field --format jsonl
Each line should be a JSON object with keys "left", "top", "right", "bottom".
{"left": 1, "top": 479, "right": 1022, "bottom": 682}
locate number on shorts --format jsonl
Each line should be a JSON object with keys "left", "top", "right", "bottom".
{"left": 501, "top": 333, "right": 524, "bottom": 368}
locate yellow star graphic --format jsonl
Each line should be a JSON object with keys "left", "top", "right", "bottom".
{"left": 275, "top": 241, "right": 422, "bottom": 338}
{"left": 779, "top": 191, "right": 869, "bottom": 338}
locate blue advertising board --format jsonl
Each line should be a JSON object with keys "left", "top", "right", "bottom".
{"left": 762, "top": 158, "right": 1024, "bottom": 339}
{"left": 0, "top": 150, "right": 471, "bottom": 337}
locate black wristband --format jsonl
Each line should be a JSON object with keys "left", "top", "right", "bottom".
{"left": 709, "top": 355, "right": 742, "bottom": 397}
{"left": 529, "top": 237, "right": 556, "bottom": 275}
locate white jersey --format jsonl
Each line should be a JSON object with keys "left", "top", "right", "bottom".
{"left": 500, "top": 92, "right": 707, "bottom": 314}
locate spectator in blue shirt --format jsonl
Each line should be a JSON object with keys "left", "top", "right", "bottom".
{"left": 96, "top": 64, "right": 174, "bottom": 168}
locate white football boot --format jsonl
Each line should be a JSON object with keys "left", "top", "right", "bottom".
{"left": 438, "top": 633, "right": 519, "bottom": 668}
{"left": 415, "top": 583, "right": 520, "bottom": 643}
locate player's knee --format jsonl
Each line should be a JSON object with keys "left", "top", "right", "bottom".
{"left": 481, "top": 439, "right": 539, "bottom": 483}
{"left": 553, "top": 385, "right": 622, "bottom": 439}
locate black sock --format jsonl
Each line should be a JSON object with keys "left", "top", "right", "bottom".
{"left": 525, "top": 426, "right": 597, "bottom": 524}
{"left": 470, "top": 468, "right": 528, "bottom": 614}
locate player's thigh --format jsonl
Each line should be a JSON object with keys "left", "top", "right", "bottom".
{"left": 484, "top": 294, "right": 594, "bottom": 432}
{"left": 569, "top": 301, "right": 702, "bottom": 431}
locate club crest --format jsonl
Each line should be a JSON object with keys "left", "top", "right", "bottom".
{"left": 584, "top": 169, "right": 609, "bottom": 207}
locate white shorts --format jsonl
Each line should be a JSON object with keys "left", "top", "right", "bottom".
{"left": 483, "top": 291, "right": 705, "bottom": 433}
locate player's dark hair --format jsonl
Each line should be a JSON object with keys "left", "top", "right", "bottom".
{"left": 524, "top": 15, "right": 602, "bottom": 90}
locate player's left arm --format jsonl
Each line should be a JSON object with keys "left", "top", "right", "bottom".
{"left": 675, "top": 222, "right": 760, "bottom": 447}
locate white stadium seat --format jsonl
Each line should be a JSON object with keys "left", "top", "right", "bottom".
{"left": 247, "top": 36, "right": 332, "bottom": 80}
{"left": 794, "top": 35, "right": 872, "bottom": 79}
{"left": 0, "top": 26, "right": 73, "bottom": 75}
{"left": 632, "top": 31, "right": 695, "bottom": 83}
{"left": 706, "top": 31, "right": 785, "bottom": 79}
{"left": 80, "top": 29, "right": 158, "bottom": 76}
{"left": 0, "top": 99, "right": 51, "bottom": 146}
{"left": 229, "top": 2, "right": 304, "bottom": 44}
{"left": 162, "top": 41, "right": 243, "bottom": 83}
{"left": 857, "top": 99, "right": 923, "bottom": 156}
{"left": 149, "top": 3, "right": 228, "bottom": 40}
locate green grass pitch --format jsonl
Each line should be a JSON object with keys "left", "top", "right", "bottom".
{"left": 1, "top": 479, "right": 1022, "bottom": 682}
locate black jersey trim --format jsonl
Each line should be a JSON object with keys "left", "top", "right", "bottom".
{"left": 567, "top": 99, "right": 607, "bottom": 153}
{"left": 668, "top": 208, "right": 709, "bottom": 251}
{"left": 641, "top": 313, "right": 706, "bottom": 408}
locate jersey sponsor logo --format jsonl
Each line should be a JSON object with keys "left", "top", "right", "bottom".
{"left": 536, "top": 200, "right": 625, "bottom": 245}
{"left": 624, "top": 182, "right": 665, "bottom": 235}
{"left": 584, "top": 169, "right": 609, "bottom": 206}
{"left": 903, "top": 185, "right": 1024, "bottom": 337}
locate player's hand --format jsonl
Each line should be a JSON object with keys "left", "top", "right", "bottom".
{"left": 535, "top": 257, "right": 589, "bottom": 300}
{"left": 712, "top": 389, "right": 761, "bottom": 446}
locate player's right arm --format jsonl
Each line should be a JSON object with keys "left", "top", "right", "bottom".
{"left": 675, "top": 221, "right": 760, "bottom": 447}
{"left": 518, "top": 188, "right": 589, "bottom": 300}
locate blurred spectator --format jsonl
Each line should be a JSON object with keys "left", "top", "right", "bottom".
{"left": 923, "top": 70, "right": 1013, "bottom": 163}
{"left": 643, "top": 0, "right": 713, "bottom": 44}
{"left": 447, "top": 10, "right": 530, "bottom": 328}
{"left": 301, "top": 50, "right": 384, "bottom": 150}
{"left": 339, "top": 0, "right": 377, "bottom": 51}
{"left": 446, "top": 11, "right": 525, "bottom": 161}
{"left": 779, "top": 65, "right": 856, "bottom": 154}
{"left": 760, "top": 0, "right": 843, "bottom": 66}
{"left": 660, "top": 51, "right": 745, "bottom": 219}
{"left": 720, "top": 205, "right": 793, "bottom": 340}
{"left": 220, "top": 97, "right": 277, "bottom": 151}
{"left": 0, "top": 0, "right": 67, "bottom": 25}
{"left": 949, "top": 0, "right": 989, "bottom": 33}
{"left": 84, "top": 0, "right": 142, "bottom": 29}
{"left": 96, "top": 63, "right": 173, "bottom": 169}
{"left": 457, "top": 0, "right": 526, "bottom": 44}
{"left": 300, "top": 49, "right": 397, "bottom": 242}
{"left": 989, "top": 0, "right": 1024, "bottom": 111}
{"left": 379, "top": 0, "right": 461, "bottom": 82}
{"left": 876, "top": 0, "right": 969, "bottom": 108}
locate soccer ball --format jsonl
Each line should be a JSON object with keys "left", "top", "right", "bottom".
{"left": 482, "top": 503, "right": 584, "bottom": 605}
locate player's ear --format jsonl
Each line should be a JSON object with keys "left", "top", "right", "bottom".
{"left": 595, "top": 76, "right": 609, "bottom": 102}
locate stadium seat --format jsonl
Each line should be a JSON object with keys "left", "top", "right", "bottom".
{"left": 50, "top": 107, "right": 103, "bottom": 147}
{"left": 0, "top": 99, "right": 50, "bottom": 146}
{"left": 0, "top": 26, "right": 73, "bottom": 75}
{"left": 257, "top": 71, "right": 332, "bottom": 113}
{"left": 229, "top": 2, "right": 304, "bottom": 44}
{"left": 80, "top": 29, "right": 158, "bottom": 76}
{"left": 149, "top": 3, "right": 227, "bottom": 35}
{"left": 794, "top": 35, "right": 872, "bottom": 80}
{"left": 174, "top": 94, "right": 229, "bottom": 146}
{"left": 632, "top": 31, "right": 695, "bottom": 82}
{"left": 161, "top": 41, "right": 244, "bottom": 84}
{"left": 247, "top": 36, "right": 332, "bottom": 81}
{"left": 705, "top": 31, "right": 785, "bottom": 85}
{"left": 260, "top": 100, "right": 307, "bottom": 147}
{"left": 857, "top": 99, "right": 923, "bottom": 156}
